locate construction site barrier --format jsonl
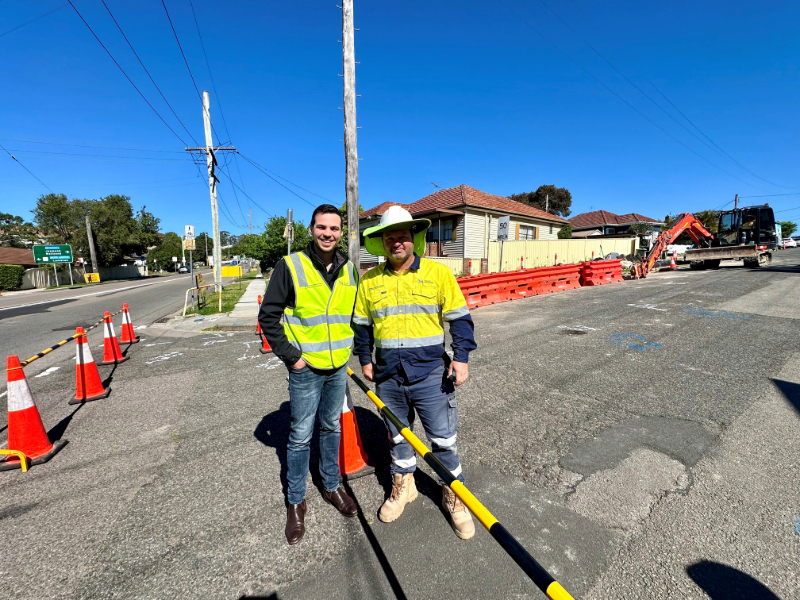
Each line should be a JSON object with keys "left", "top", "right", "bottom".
{"left": 20, "top": 309, "right": 123, "bottom": 367}
{"left": 346, "top": 367, "right": 575, "bottom": 600}
{"left": 579, "top": 259, "right": 624, "bottom": 286}
{"left": 458, "top": 264, "right": 581, "bottom": 309}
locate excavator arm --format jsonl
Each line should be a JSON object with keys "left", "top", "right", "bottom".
{"left": 630, "top": 213, "right": 714, "bottom": 279}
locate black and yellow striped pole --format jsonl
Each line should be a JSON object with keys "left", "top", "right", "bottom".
{"left": 346, "top": 368, "right": 575, "bottom": 600}
{"left": 20, "top": 309, "right": 122, "bottom": 367}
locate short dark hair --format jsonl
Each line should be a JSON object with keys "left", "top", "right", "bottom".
{"left": 310, "top": 204, "right": 343, "bottom": 228}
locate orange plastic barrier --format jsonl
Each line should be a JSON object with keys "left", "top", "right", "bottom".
{"left": 458, "top": 264, "right": 582, "bottom": 309}
{"left": 579, "top": 260, "right": 624, "bottom": 286}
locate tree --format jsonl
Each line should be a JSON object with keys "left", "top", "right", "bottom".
{"left": 779, "top": 221, "right": 797, "bottom": 238}
{"left": 557, "top": 223, "right": 572, "bottom": 239}
{"left": 77, "top": 195, "right": 142, "bottom": 266}
{"left": 509, "top": 185, "right": 572, "bottom": 218}
{"left": 230, "top": 234, "right": 264, "bottom": 259}
{"left": 147, "top": 232, "right": 183, "bottom": 271}
{"left": 628, "top": 222, "right": 654, "bottom": 235}
{"left": 249, "top": 216, "right": 311, "bottom": 272}
{"left": 31, "top": 193, "right": 85, "bottom": 244}
{"left": 194, "top": 232, "right": 213, "bottom": 264}
{"left": 0, "top": 213, "right": 38, "bottom": 247}
{"left": 135, "top": 206, "right": 161, "bottom": 249}
{"left": 694, "top": 210, "right": 720, "bottom": 233}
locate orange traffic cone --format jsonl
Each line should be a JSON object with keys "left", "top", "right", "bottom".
{"left": 120, "top": 303, "right": 139, "bottom": 344}
{"left": 670, "top": 250, "right": 677, "bottom": 270}
{"left": 0, "top": 356, "right": 66, "bottom": 471}
{"left": 338, "top": 384, "right": 374, "bottom": 481}
{"left": 259, "top": 332, "right": 272, "bottom": 354}
{"left": 256, "top": 295, "right": 263, "bottom": 336}
{"left": 99, "top": 311, "right": 129, "bottom": 366}
{"left": 71, "top": 327, "right": 110, "bottom": 405}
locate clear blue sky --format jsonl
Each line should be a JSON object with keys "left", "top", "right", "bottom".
{"left": 2, "top": 0, "right": 799, "bottom": 237}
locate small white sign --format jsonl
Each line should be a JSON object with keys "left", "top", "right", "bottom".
{"left": 497, "top": 216, "right": 511, "bottom": 241}
{"left": 185, "top": 225, "right": 195, "bottom": 239}
{"left": 172, "top": 256, "right": 178, "bottom": 262}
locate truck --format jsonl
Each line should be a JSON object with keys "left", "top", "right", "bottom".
{"left": 630, "top": 204, "right": 777, "bottom": 278}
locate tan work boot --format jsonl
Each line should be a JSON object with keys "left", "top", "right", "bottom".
{"left": 378, "top": 473, "right": 418, "bottom": 522}
{"left": 442, "top": 485, "right": 475, "bottom": 539}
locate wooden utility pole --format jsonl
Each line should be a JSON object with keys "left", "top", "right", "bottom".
{"left": 185, "top": 91, "right": 235, "bottom": 288}
{"left": 85, "top": 214, "right": 99, "bottom": 274}
{"left": 342, "top": 0, "right": 360, "bottom": 270}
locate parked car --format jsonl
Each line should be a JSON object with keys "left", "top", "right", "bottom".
{"left": 782, "top": 238, "right": 797, "bottom": 248}
{"left": 178, "top": 265, "right": 190, "bottom": 273}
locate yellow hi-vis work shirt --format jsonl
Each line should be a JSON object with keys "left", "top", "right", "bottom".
{"left": 283, "top": 251, "right": 358, "bottom": 369}
{"left": 352, "top": 254, "right": 476, "bottom": 383}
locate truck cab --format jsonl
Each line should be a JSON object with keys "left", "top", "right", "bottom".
{"left": 713, "top": 205, "right": 778, "bottom": 250}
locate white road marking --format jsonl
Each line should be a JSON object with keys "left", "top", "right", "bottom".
{"left": 34, "top": 366, "right": 60, "bottom": 378}
{"left": 146, "top": 352, "right": 183, "bottom": 365}
{"left": 256, "top": 357, "right": 282, "bottom": 370}
{"left": 557, "top": 325, "right": 597, "bottom": 332}
{"left": 144, "top": 342, "right": 174, "bottom": 347}
{"left": 203, "top": 340, "right": 228, "bottom": 346}
{"left": 0, "top": 276, "right": 190, "bottom": 312}
{"left": 0, "top": 391, "right": 6, "bottom": 399}
{"left": 132, "top": 325, "right": 147, "bottom": 330}
{"left": 628, "top": 303, "right": 668, "bottom": 312}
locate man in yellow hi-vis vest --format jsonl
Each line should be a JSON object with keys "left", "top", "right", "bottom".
{"left": 258, "top": 204, "right": 359, "bottom": 545}
{"left": 353, "top": 206, "right": 478, "bottom": 540}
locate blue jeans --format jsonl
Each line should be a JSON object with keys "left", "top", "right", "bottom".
{"left": 286, "top": 364, "right": 346, "bottom": 504}
{"left": 375, "top": 365, "right": 464, "bottom": 484}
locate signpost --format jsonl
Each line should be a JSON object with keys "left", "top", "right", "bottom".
{"left": 497, "top": 216, "right": 510, "bottom": 272}
{"left": 185, "top": 225, "right": 195, "bottom": 279}
{"left": 33, "top": 245, "right": 74, "bottom": 287}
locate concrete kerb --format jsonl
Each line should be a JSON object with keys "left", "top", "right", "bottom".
{"left": 152, "top": 278, "right": 267, "bottom": 333}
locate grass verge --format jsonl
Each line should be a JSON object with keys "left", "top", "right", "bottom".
{"left": 185, "top": 270, "right": 260, "bottom": 316}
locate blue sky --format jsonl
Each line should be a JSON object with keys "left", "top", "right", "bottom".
{"left": 2, "top": 0, "right": 799, "bottom": 237}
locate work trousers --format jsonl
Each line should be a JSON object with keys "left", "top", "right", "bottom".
{"left": 375, "top": 365, "right": 464, "bottom": 484}
{"left": 286, "top": 364, "right": 346, "bottom": 504}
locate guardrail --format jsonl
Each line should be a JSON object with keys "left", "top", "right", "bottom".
{"left": 347, "top": 367, "right": 575, "bottom": 600}
{"left": 183, "top": 283, "right": 222, "bottom": 316}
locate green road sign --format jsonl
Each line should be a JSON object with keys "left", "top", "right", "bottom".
{"left": 33, "top": 244, "right": 73, "bottom": 264}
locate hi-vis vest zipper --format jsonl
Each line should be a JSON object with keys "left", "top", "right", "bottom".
{"left": 283, "top": 252, "right": 358, "bottom": 369}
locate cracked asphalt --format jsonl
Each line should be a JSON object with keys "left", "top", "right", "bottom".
{"left": 1, "top": 249, "right": 799, "bottom": 599}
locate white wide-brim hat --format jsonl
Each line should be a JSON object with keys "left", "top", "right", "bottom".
{"left": 363, "top": 205, "right": 431, "bottom": 257}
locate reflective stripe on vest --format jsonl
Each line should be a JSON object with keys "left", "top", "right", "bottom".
{"left": 283, "top": 252, "right": 357, "bottom": 369}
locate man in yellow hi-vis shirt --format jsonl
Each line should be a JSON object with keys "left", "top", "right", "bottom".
{"left": 353, "top": 206, "right": 477, "bottom": 539}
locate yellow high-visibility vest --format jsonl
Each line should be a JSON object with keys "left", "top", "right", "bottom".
{"left": 283, "top": 251, "right": 358, "bottom": 369}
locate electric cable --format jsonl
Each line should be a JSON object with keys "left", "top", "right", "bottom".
{"left": 496, "top": 0, "right": 762, "bottom": 189}
{"left": 536, "top": 0, "right": 788, "bottom": 189}
{"left": 215, "top": 168, "right": 275, "bottom": 218}
{"left": 0, "top": 4, "right": 67, "bottom": 39}
{"left": 237, "top": 153, "right": 323, "bottom": 208}
{"left": 0, "top": 143, "right": 54, "bottom": 192}
{"left": 66, "top": 0, "right": 188, "bottom": 147}
{"left": 0, "top": 137, "right": 184, "bottom": 153}
{"left": 100, "top": 0, "right": 199, "bottom": 145}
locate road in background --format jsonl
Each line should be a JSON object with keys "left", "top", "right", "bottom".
{"left": 0, "top": 270, "right": 225, "bottom": 371}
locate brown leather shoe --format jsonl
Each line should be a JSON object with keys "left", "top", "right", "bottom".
{"left": 285, "top": 499, "right": 306, "bottom": 545}
{"left": 323, "top": 486, "right": 358, "bottom": 518}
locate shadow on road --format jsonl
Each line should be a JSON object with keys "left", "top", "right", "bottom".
{"left": 238, "top": 595, "right": 279, "bottom": 600}
{"left": 47, "top": 402, "right": 84, "bottom": 442}
{"left": 687, "top": 560, "right": 782, "bottom": 599}
{"left": 772, "top": 379, "right": 800, "bottom": 416}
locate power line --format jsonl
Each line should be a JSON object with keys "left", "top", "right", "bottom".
{"left": 215, "top": 168, "right": 275, "bottom": 218}
{"left": 5, "top": 149, "right": 188, "bottom": 161}
{"left": 100, "top": 0, "right": 199, "bottom": 146}
{"left": 237, "top": 153, "right": 323, "bottom": 208}
{"left": 740, "top": 192, "right": 800, "bottom": 198}
{"left": 0, "top": 137, "right": 184, "bottom": 153}
{"left": 496, "top": 0, "right": 762, "bottom": 189}
{"left": 66, "top": 0, "right": 188, "bottom": 146}
{"left": 0, "top": 143, "right": 54, "bottom": 192}
{"left": 536, "top": 0, "right": 787, "bottom": 190}
{"left": 0, "top": 4, "right": 67, "bottom": 39}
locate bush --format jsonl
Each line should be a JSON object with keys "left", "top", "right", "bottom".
{"left": 0, "top": 264, "right": 25, "bottom": 291}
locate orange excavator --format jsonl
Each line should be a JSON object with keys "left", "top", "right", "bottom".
{"left": 630, "top": 213, "right": 713, "bottom": 279}
{"left": 631, "top": 204, "right": 777, "bottom": 279}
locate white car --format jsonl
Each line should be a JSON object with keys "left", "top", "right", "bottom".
{"left": 782, "top": 238, "right": 797, "bottom": 248}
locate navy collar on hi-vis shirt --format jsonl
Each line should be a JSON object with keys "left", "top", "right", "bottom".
{"left": 384, "top": 253, "right": 422, "bottom": 273}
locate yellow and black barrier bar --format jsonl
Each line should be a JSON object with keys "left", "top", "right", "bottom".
{"left": 20, "top": 308, "right": 122, "bottom": 368}
{"left": 346, "top": 368, "right": 575, "bottom": 600}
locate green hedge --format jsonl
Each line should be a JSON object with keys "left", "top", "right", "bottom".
{"left": 0, "top": 264, "right": 25, "bottom": 291}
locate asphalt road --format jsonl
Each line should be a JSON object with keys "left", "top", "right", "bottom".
{"left": 0, "top": 270, "right": 215, "bottom": 369}
{"left": 1, "top": 251, "right": 799, "bottom": 599}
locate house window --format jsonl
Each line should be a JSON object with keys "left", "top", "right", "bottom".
{"left": 426, "top": 220, "right": 453, "bottom": 242}
{"left": 519, "top": 225, "right": 536, "bottom": 240}
{"left": 549, "top": 225, "right": 554, "bottom": 235}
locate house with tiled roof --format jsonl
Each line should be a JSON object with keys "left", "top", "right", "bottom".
{"left": 358, "top": 184, "right": 567, "bottom": 262}
{"left": 568, "top": 210, "right": 663, "bottom": 237}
